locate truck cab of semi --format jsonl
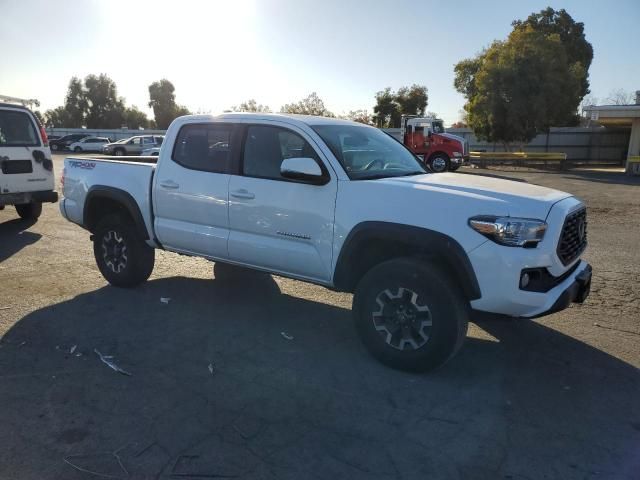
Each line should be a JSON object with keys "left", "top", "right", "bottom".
{"left": 401, "top": 115, "right": 469, "bottom": 172}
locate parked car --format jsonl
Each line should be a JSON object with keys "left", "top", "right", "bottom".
{"left": 49, "top": 133, "right": 91, "bottom": 151}
{"left": 69, "top": 136, "right": 110, "bottom": 153}
{"left": 47, "top": 134, "right": 62, "bottom": 141}
{"left": 102, "top": 135, "right": 164, "bottom": 156}
{"left": 141, "top": 146, "right": 161, "bottom": 156}
{"left": 59, "top": 113, "right": 591, "bottom": 372}
{"left": 0, "top": 101, "right": 58, "bottom": 220}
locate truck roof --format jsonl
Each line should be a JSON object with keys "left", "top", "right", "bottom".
{"left": 187, "top": 112, "right": 367, "bottom": 128}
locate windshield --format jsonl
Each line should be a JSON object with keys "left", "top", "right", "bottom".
{"left": 311, "top": 124, "right": 426, "bottom": 180}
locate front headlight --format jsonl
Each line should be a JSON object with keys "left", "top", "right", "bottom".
{"left": 469, "top": 216, "right": 547, "bottom": 247}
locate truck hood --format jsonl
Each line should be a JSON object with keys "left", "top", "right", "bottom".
{"left": 440, "top": 132, "right": 464, "bottom": 144}
{"left": 380, "top": 173, "right": 572, "bottom": 219}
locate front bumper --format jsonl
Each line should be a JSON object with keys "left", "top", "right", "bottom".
{"left": 0, "top": 190, "right": 58, "bottom": 206}
{"left": 531, "top": 264, "right": 591, "bottom": 318}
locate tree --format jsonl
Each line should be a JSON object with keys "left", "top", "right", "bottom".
{"left": 280, "top": 92, "right": 334, "bottom": 117}
{"left": 84, "top": 74, "right": 126, "bottom": 129}
{"left": 373, "top": 88, "right": 399, "bottom": 128}
{"left": 64, "top": 77, "right": 88, "bottom": 127}
{"left": 373, "top": 85, "right": 428, "bottom": 127}
{"left": 44, "top": 75, "right": 153, "bottom": 129}
{"left": 454, "top": 27, "right": 582, "bottom": 147}
{"left": 148, "top": 79, "right": 191, "bottom": 129}
{"left": 343, "top": 109, "right": 373, "bottom": 124}
{"left": 450, "top": 121, "right": 468, "bottom": 129}
{"left": 44, "top": 106, "right": 71, "bottom": 127}
{"left": 231, "top": 99, "right": 271, "bottom": 113}
{"left": 453, "top": 57, "right": 483, "bottom": 100}
{"left": 396, "top": 85, "right": 428, "bottom": 117}
{"left": 124, "top": 106, "right": 151, "bottom": 129}
{"left": 606, "top": 89, "right": 634, "bottom": 105}
{"left": 512, "top": 8, "right": 593, "bottom": 100}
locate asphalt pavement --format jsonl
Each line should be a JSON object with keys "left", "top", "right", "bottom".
{"left": 0, "top": 155, "right": 638, "bottom": 479}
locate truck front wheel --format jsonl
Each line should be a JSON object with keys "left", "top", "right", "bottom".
{"left": 428, "top": 154, "right": 449, "bottom": 173}
{"left": 353, "top": 258, "right": 468, "bottom": 372}
{"left": 93, "top": 214, "right": 155, "bottom": 287}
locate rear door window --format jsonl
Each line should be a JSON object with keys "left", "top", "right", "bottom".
{"left": 172, "top": 123, "right": 233, "bottom": 173}
{"left": 0, "top": 110, "right": 39, "bottom": 147}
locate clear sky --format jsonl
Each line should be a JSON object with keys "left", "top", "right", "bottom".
{"left": 1, "top": 0, "right": 638, "bottom": 125}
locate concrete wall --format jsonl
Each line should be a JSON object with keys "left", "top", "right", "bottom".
{"left": 384, "top": 127, "right": 630, "bottom": 165}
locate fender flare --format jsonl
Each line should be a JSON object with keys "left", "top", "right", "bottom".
{"left": 84, "top": 185, "right": 150, "bottom": 240}
{"left": 333, "top": 221, "right": 481, "bottom": 300}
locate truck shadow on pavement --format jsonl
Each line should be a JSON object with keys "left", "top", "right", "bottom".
{"left": 0, "top": 270, "right": 638, "bottom": 479}
{"left": 0, "top": 218, "right": 40, "bottom": 263}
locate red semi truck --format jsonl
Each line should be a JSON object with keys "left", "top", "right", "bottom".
{"left": 401, "top": 115, "right": 468, "bottom": 172}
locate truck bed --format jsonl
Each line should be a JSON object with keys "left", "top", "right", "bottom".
{"left": 60, "top": 155, "right": 157, "bottom": 239}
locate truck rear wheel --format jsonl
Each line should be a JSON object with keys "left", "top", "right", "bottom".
{"left": 93, "top": 214, "right": 155, "bottom": 287}
{"left": 353, "top": 257, "right": 468, "bottom": 372}
{"left": 428, "top": 154, "right": 449, "bottom": 173}
{"left": 16, "top": 202, "right": 42, "bottom": 220}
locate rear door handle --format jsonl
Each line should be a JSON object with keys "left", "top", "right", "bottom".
{"left": 230, "top": 189, "right": 255, "bottom": 200}
{"left": 160, "top": 180, "right": 179, "bottom": 189}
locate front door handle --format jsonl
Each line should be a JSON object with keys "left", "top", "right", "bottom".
{"left": 160, "top": 180, "right": 179, "bottom": 189}
{"left": 230, "top": 189, "right": 255, "bottom": 200}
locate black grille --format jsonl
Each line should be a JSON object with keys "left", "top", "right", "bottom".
{"left": 1, "top": 160, "right": 33, "bottom": 174}
{"left": 557, "top": 208, "right": 587, "bottom": 265}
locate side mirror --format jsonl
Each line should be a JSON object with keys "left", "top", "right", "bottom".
{"left": 280, "top": 157, "right": 326, "bottom": 184}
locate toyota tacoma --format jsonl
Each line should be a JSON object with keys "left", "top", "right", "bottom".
{"left": 59, "top": 113, "right": 591, "bottom": 372}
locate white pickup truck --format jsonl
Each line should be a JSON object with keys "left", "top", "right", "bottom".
{"left": 60, "top": 113, "right": 592, "bottom": 372}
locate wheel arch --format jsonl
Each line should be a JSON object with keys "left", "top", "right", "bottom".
{"left": 84, "top": 186, "right": 149, "bottom": 240}
{"left": 333, "top": 221, "right": 481, "bottom": 300}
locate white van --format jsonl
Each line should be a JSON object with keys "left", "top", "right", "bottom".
{"left": 0, "top": 101, "right": 58, "bottom": 220}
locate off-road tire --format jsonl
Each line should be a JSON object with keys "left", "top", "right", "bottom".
{"left": 16, "top": 202, "right": 42, "bottom": 220}
{"left": 93, "top": 214, "right": 154, "bottom": 287}
{"left": 353, "top": 257, "right": 468, "bottom": 372}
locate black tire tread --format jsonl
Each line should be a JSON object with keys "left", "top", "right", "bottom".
{"left": 93, "top": 213, "right": 154, "bottom": 287}
{"left": 353, "top": 257, "right": 469, "bottom": 372}
{"left": 15, "top": 202, "right": 42, "bottom": 220}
